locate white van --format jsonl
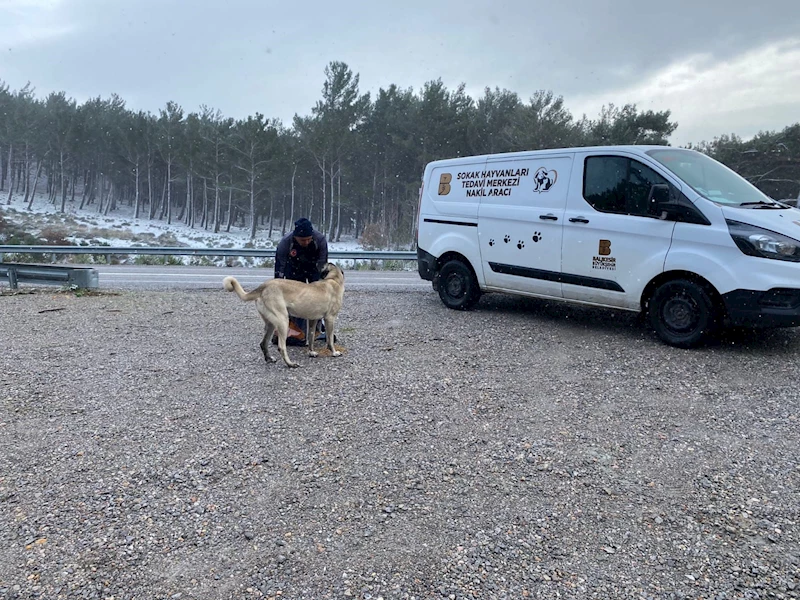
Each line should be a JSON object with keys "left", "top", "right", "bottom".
{"left": 416, "top": 145, "right": 800, "bottom": 347}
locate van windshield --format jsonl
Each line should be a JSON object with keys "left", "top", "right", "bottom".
{"left": 646, "top": 148, "right": 780, "bottom": 207}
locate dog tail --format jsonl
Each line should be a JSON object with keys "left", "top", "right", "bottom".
{"left": 223, "top": 276, "right": 262, "bottom": 301}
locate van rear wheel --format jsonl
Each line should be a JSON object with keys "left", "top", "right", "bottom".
{"left": 649, "top": 279, "right": 717, "bottom": 348}
{"left": 438, "top": 260, "right": 481, "bottom": 310}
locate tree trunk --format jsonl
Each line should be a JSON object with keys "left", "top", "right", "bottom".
{"left": 309, "top": 177, "right": 315, "bottom": 225}
{"left": 28, "top": 160, "right": 43, "bottom": 210}
{"left": 213, "top": 173, "right": 221, "bottom": 233}
{"left": 268, "top": 192, "right": 274, "bottom": 239}
{"left": 5, "top": 144, "right": 13, "bottom": 204}
{"left": 202, "top": 177, "right": 208, "bottom": 230}
{"left": 97, "top": 176, "right": 105, "bottom": 214}
{"left": 147, "top": 162, "right": 154, "bottom": 219}
{"left": 59, "top": 150, "right": 67, "bottom": 213}
{"left": 336, "top": 169, "right": 342, "bottom": 241}
{"left": 289, "top": 163, "right": 297, "bottom": 234}
{"left": 166, "top": 161, "right": 172, "bottom": 224}
{"left": 249, "top": 174, "right": 256, "bottom": 240}
{"left": 226, "top": 185, "right": 233, "bottom": 232}
{"left": 186, "top": 171, "right": 193, "bottom": 228}
{"left": 328, "top": 164, "right": 336, "bottom": 239}
{"left": 134, "top": 161, "right": 141, "bottom": 219}
{"left": 281, "top": 192, "right": 287, "bottom": 236}
{"left": 158, "top": 174, "right": 167, "bottom": 220}
{"left": 22, "top": 144, "right": 30, "bottom": 204}
{"left": 320, "top": 156, "right": 326, "bottom": 231}
{"left": 370, "top": 167, "right": 378, "bottom": 224}
{"left": 381, "top": 166, "right": 387, "bottom": 235}
{"left": 104, "top": 181, "right": 113, "bottom": 215}
{"left": 80, "top": 169, "right": 90, "bottom": 209}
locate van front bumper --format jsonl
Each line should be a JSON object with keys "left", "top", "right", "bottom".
{"left": 722, "top": 288, "right": 800, "bottom": 328}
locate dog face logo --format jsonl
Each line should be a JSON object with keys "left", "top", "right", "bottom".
{"left": 598, "top": 240, "right": 611, "bottom": 256}
{"left": 438, "top": 173, "right": 452, "bottom": 196}
{"left": 533, "top": 167, "right": 557, "bottom": 193}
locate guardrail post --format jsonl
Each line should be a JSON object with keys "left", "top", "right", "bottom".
{"left": 8, "top": 267, "right": 18, "bottom": 290}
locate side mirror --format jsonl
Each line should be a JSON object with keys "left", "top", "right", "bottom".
{"left": 651, "top": 187, "right": 711, "bottom": 226}
{"left": 647, "top": 184, "right": 671, "bottom": 216}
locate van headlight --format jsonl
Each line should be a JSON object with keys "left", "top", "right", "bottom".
{"left": 726, "top": 220, "right": 800, "bottom": 262}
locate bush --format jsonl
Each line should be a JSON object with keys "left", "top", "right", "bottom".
{"left": 359, "top": 223, "right": 387, "bottom": 250}
{"left": 72, "top": 254, "right": 109, "bottom": 265}
{"left": 39, "top": 226, "right": 72, "bottom": 246}
{"left": 133, "top": 254, "right": 184, "bottom": 266}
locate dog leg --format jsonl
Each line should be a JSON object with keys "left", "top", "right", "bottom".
{"left": 324, "top": 317, "right": 341, "bottom": 357}
{"left": 260, "top": 322, "right": 278, "bottom": 363}
{"left": 307, "top": 319, "right": 319, "bottom": 357}
{"left": 275, "top": 317, "right": 299, "bottom": 368}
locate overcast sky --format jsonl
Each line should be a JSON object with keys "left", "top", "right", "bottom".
{"left": 1, "top": 0, "right": 799, "bottom": 147}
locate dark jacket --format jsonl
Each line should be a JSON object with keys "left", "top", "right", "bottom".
{"left": 274, "top": 230, "right": 328, "bottom": 282}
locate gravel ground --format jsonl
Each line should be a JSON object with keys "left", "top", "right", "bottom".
{"left": 1, "top": 284, "right": 799, "bottom": 599}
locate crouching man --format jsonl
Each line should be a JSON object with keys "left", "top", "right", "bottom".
{"left": 273, "top": 217, "right": 329, "bottom": 345}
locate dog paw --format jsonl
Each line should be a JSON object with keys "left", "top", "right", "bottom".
{"left": 286, "top": 362, "right": 300, "bottom": 368}
{"left": 517, "top": 240, "right": 525, "bottom": 249}
{"left": 503, "top": 234, "right": 511, "bottom": 243}
{"left": 308, "top": 351, "right": 319, "bottom": 358}
{"left": 332, "top": 350, "right": 342, "bottom": 357}
{"left": 532, "top": 231, "right": 542, "bottom": 242}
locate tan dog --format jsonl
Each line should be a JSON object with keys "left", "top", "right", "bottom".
{"left": 223, "top": 263, "right": 345, "bottom": 368}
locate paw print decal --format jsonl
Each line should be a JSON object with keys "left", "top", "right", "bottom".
{"left": 517, "top": 240, "right": 525, "bottom": 249}
{"left": 503, "top": 235, "right": 511, "bottom": 243}
{"left": 532, "top": 232, "right": 542, "bottom": 243}
{"left": 489, "top": 239, "right": 495, "bottom": 246}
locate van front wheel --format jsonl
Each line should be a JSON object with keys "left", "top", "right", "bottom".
{"left": 649, "top": 279, "right": 717, "bottom": 348}
{"left": 438, "top": 260, "right": 481, "bottom": 310}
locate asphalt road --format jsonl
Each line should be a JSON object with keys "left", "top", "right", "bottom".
{"left": 90, "top": 265, "right": 429, "bottom": 292}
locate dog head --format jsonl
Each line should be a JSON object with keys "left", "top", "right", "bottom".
{"left": 320, "top": 262, "right": 345, "bottom": 283}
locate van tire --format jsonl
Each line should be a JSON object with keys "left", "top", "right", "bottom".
{"left": 437, "top": 260, "right": 481, "bottom": 310}
{"left": 649, "top": 279, "right": 717, "bottom": 348}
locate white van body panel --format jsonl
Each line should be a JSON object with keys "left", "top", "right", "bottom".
{"left": 422, "top": 158, "right": 487, "bottom": 220}
{"left": 478, "top": 153, "right": 574, "bottom": 299}
{"left": 561, "top": 150, "right": 679, "bottom": 310}
{"left": 721, "top": 205, "right": 800, "bottom": 239}
{"left": 418, "top": 156, "right": 487, "bottom": 282}
{"left": 421, "top": 225, "right": 483, "bottom": 282}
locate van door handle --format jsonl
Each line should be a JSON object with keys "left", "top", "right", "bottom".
{"left": 539, "top": 214, "right": 558, "bottom": 221}
{"left": 569, "top": 217, "right": 590, "bottom": 223}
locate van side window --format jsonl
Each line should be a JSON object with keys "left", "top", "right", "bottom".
{"left": 583, "top": 156, "right": 669, "bottom": 216}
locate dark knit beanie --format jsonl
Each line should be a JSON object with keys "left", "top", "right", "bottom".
{"left": 293, "top": 218, "right": 313, "bottom": 237}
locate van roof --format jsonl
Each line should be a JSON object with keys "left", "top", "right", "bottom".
{"left": 425, "top": 145, "right": 692, "bottom": 167}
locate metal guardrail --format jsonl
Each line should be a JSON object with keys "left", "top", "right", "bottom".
{"left": 0, "top": 262, "right": 99, "bottom": 290}
{"left": 0, "top": 245, "right": 417, "bottom": 260}
{"left": 0, "top": 246, "right": 417, "bottom": 289}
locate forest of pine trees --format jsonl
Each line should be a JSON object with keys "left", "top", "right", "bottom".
{"left": 2, "top": 61, "right": 799, "bottom": 248}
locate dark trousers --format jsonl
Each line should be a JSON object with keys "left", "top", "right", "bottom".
{"left": 286, "top": 269, "right": 322, "bottom": 338}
